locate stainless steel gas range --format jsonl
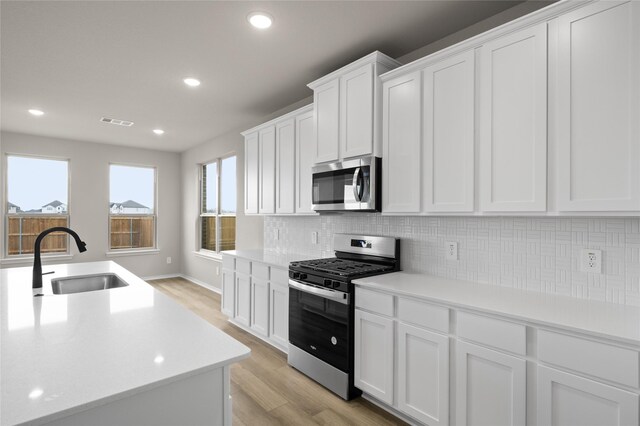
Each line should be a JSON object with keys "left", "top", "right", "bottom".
{"left": 287, "top": 234, "right": 400, "bottom": 400}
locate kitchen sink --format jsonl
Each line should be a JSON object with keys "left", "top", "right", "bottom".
{"left": 51, "top": 273, "right": 129, "bottom": 294}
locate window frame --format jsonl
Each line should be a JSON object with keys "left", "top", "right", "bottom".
{"left": 198, "top": 153, "right": 236, "bottom": 255}
{"left": 3, "top": 153, "right": 71, "bottom": 259}
{"left": 107, "top": 162, "right": 158, "bottom": 252}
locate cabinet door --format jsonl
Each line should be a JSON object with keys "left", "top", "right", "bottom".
{"left": 456, "top": 341, "right": 526, "bottom": 426}
{"left": 295, "top": 109, "right": 315, "bottom": 214}
{"left": 221, "top": 268, "right": 234, "bottom": 317}
{"left": 397, "top": 322, "right": 449, "bottom": 426}
{"left": 556, "top": 1, "right": 640, "bottom": 211}
{"left": 234, "top": 272, "right": 251, "bottom": 327}
{"left": 538, "top": 365, "right": 639, "bottom": 426}
{"left": 269, "top": 281, "right": 288, "bottom": 350}
{"left": 479, "top": 23, "right": 547, "bottom": 212}
{"left": 244, "top": 132, "right": 259, "bottom": 214}
{"left": 250, "top": 277, "right": 269, "bottom": 336}
{"left": 423, "top": 50, "right": 475, "bottom": 213}
{"left": 313, "top": 79, "right": 340, "bottom": 163}
{"left": 340, "top": 63, "right": 374, "bottom": 159}
{"left": 275, "top": 118, "right": 295, "bottom": 214}
{"left": 258, "top": 126, "right": 276, "bottom": 214}
{"left": 382, "top": 71, "right": 422, "bottom": 213}
{"left": 354, "top": 309, "right": 394, "bottom": 405}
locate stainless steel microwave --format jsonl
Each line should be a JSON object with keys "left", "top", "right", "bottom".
{"left": 311, "top": 156, "right": 381, "bottom": 212}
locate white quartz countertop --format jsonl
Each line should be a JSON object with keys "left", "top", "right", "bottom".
{"left": 353, "top": 272, "right": 640, "bottom": 346}
{"left": 1, "top": 261, "right": 250, "bottom": 426}
{"left": 222, "top": 249, "right": 318, "bottom": 269}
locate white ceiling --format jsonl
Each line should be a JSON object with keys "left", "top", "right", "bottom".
{"left": 1, "top": 1, "right": 526, "bottom": 152}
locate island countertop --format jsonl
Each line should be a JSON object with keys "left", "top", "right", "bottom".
{"left": 1, "top": 261, "right": 250, "bottom": 426}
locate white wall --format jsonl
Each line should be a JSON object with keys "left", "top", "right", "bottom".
{"left": 0, "top": 131, "right": 181, "bottom": 278}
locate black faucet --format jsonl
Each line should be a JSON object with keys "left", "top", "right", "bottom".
{"left": 33, "top": 227, "right": 87, "bottom": 289}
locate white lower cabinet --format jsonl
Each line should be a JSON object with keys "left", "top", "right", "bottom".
{"left": 397, "top": 322, "right": 449, "bottom": 426}
{"left": 250, "top": 277, "right": 269, "bottom": 336}
{"left": 269, "top": 280, "right": 289, "bottom": 350}
{"left": 537, "top": 365, "right": 639, "bottom": 426}
{"left": 354, "top": 309, "right": 395, "bottom": 405}
{"left": 234, "top": 272, "right": 251, "bottom": 327}
{"left": 221, "top": 268, "right": 234, "bottom": 317}
{"left": 221, "top": 255, "right": 290, "bottom": 353}
{"left": 455, "top": 340, "right": 526, "bottom": 426}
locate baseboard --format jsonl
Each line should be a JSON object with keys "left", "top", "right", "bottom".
{"left": 180, "top": 274, "right": 221, "bottom": 294}
{"left": 142, "top": 273, "right": 181, "bottom": 281}
{"left": 361, "top": 394, "right": 419, "bottom": 426}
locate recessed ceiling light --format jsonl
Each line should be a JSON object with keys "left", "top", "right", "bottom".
{"left": 28, "top": 109, "right": 44, "bottom": 116}
{"left": 183, "top": 78, "right": 201, "bottom": 87}
{"left": 248, "top": 12, "right": 273, "bottom": 29}
{"left": 153, "top": 129, "right": 165, "bottom": 135}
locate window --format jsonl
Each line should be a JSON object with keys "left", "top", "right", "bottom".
{"left": 5, "top": 155, "right": 69, "bottom": 256}
{"left": 109, "top": 164, "right": 156, "bottom": 250}
{"left": 200, "top": 155, "right": 236, "bottom": 253}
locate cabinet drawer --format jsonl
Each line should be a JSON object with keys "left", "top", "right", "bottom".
{"left": 538, "top": 330, "right": 639, "bottom": 388}
{"left": 457, "top": 311, "right": 526, "bottom": 355}
{"left": 271, "top": 267, "right": 289, "bottom": 285}
{"left": 252, "top": 262, "right": 270, "bottom": 280}
{"left": 222, "top": 255, "right": 235, "bottom": 270}
{"left": 355, "top": 287, "right": 394, "bottom": 317}
{"left": 236, "top": 258, "right": 251, "bottom": 275}
{"left": 397, "top": 297, "right": 449, "bottom": 334}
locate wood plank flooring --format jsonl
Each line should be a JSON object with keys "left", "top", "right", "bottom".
{"left": 147, "top": 277, "right": 407, "bottom": 426}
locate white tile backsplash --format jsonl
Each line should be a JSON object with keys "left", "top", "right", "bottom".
{"left": 264, "top": 214, "right": 640, "bottom": 306}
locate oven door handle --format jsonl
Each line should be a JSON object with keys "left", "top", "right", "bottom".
{"left": 289, "top": 279, "right": 349, "bottom": 305}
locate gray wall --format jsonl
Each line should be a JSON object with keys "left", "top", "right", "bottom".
{"left": 180, "top": 127, "right": 264, "bottom": 289}
{"left": 0, "top": 131, "right": 182, "bottom": 278}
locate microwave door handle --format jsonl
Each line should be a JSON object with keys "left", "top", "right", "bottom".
{"left": 352, "top": 168, "right": 362, "bottom": 202}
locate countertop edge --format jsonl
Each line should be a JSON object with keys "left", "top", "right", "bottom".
{"left": 353, "top": 274, "right": 640, "bottom": 347}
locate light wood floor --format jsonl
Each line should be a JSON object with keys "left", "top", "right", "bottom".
{"left": 147, "top": 277, "right": 407, "bottom": 426}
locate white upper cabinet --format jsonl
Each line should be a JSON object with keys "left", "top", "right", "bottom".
{"left": 275, "top": 119, "right": 295, "bottom": 214}
{"left": 312, "top": 79, "right": 340, "bottom": 163}
{"left": 244, "top": 132, "right": 259, "bottom": 215}
{"left": 295, "top": 109, "right": 315, "bottom": 214}
{"left": 258, "top": 126, "right": 276, "bottom": 214}
{"left": 340, "top": 63, "right": 374, "bottom": 159}
{"left": 242, "top": 104, "right": 313, "bottom": 216}
{"left": 423, "top": 50, "right": 475, "bottom": 213}
{"left": 556, "top": 1, "right": 640, "bottom": 211}
{"left": 479, "top": 23, "right": 548, "bottom": 212}
{"left": 382, "top": 71, "right": 422, "bottom": 213}
{"left": 309, "top": 52, "right": 401, "bottom": 164}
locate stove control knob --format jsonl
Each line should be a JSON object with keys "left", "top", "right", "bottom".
{"left": 333, "top": 281, "right": 342, "bottom": 289}
{"left": 299, "top": 274, "right": 307, "bottom": 280}
{"left": 323, "top": 279, "right": 332, "bottom": 287}
{"left": 292, "top": 272, "right": 300, "bottom": 280}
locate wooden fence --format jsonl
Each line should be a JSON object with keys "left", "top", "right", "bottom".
{"left": 7, "top": 216, "right": 69, "bottom": 255}
{"left": 110, "top": 216, "right": 155, "bottom": 249}
{"left": 201, "top": 216, "right": 236, "bottom": 252}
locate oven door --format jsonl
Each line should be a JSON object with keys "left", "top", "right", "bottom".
{"left": 288, "top": 279, "right": 351, "bottom": 372}
{"left": 311, "top": 156, "right": 377, "bottom": 211}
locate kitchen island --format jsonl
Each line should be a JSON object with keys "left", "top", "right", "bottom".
{"left": 1, "top": 261, "right": 250, "bottom": 426}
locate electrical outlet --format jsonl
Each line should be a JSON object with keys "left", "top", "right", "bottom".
{"left": 274, "top": 228, "right": 280, "bottom": 241}
{"left": 166, "top": 257, "right": 172, "bottom": 264}
{"left": 581, "top": 249, "right": 602, "bottom": 273}
{"left": 216, "top": 267, "right": 220, "bottom": 276}
{"left": 311, "top": 231, "right": 318, "bottom": 245}
{"left": 446, "top": 242, "right": 458, "bottom": 261}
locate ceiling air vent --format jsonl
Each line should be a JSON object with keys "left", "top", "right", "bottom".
{"left": 100, "top": 117, "right": 134, "bottom": 127}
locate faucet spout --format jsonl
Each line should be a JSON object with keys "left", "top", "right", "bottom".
{"left": 33, "top": 227, "right": 87, "bottom": 289}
